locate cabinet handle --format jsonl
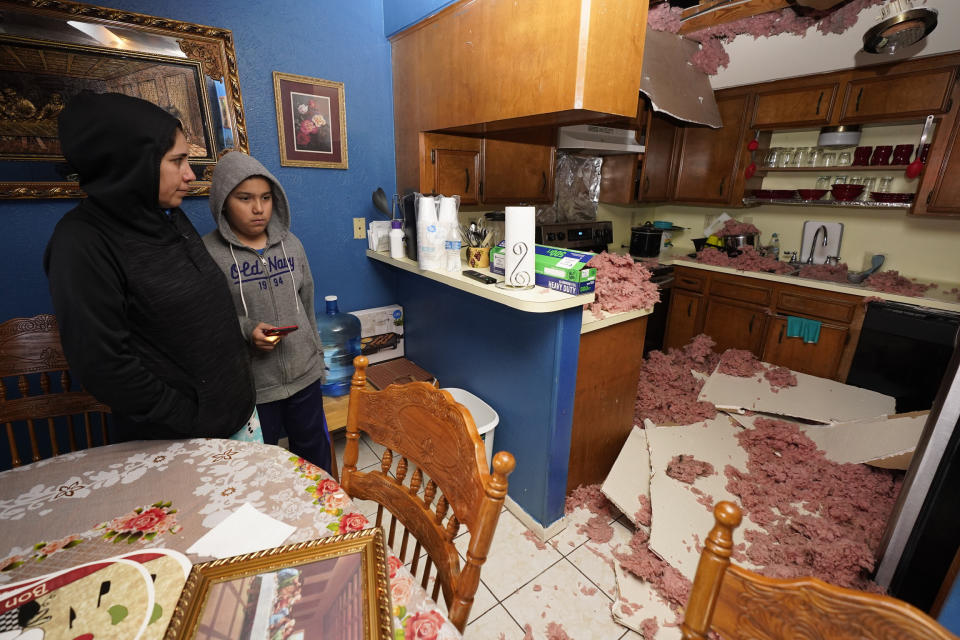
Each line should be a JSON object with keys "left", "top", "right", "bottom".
{"left": 680, "top": 278, "right": 697, "bottom": 287}
{"left": 718, "top": 177, "right": 725, "bottom": 196}
{"left": 431, "top": 149, "right": 436, "bottom": 164}
{"left": 687, "top": 301, "right": 693, "bottom": 317}
{"left": 644, "top": 176, "right": 650, "bottom": 194}
{"left": 816, "top": 91, "right": 824, "bottom": 115}
{"left": 541, "top": 171, "right": 547, "bottom": 194}
{"left": 749, "top": 316, "right": 755, "bottom": 334}
{"left": 464, "top": 168, "right": 470, "bottom": 193}
{"left": 778, "top": 325, "right": 784, "bottom": 344}
{"left": 855, "top": 87, "right": 863, "bottom": 112}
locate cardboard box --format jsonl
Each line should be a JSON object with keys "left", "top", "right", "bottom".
{"left": 490, "top": 245, "right": 597, "bottom": 296}
{"left": 348, "top": 304, "right": 404, "bottom": 364}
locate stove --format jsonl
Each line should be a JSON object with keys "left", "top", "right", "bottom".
{"left": 536, "top": 221, "right": 612, "bottom": 254}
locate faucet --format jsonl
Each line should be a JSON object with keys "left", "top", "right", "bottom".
{"left": 806, "top": 225, "right": 828, "bottom": 264}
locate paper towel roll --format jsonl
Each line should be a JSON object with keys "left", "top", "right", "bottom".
{"left": 504, "top": 206, "right": 535, "bottom": 287}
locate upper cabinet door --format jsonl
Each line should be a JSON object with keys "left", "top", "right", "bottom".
{"left": 481, "top": 129, "right": 556, "bottom": 204}
{"left": 639, "top": 112, "right": 679, "bottom": 202}
{"left": 422, "top": 133, "right": 482, "bottom": 204}
{"left": 751, "top": 83, "right": 840, "bottom": 128}
{"left": 671, "top": 93, "right": 750, "bottom": 205}
{"left": 839, "top": 67, "right": 956, "bottom": 123}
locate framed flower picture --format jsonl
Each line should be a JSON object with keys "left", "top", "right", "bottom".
{"left": 272, "top": 72, "right": 348, "bottom": 169}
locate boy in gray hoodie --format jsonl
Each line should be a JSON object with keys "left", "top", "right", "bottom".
{"left": 204, "top": 151, "right": 331, "bottom": 471}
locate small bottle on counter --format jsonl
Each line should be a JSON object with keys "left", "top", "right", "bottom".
{"left": 771, "top": 233, "right": 780, "bottom": 261}
{"left": 389, "top": 219, "right": 405, "bottom": 259}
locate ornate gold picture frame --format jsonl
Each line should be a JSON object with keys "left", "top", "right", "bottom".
{"left": 0, "top": 0, "right": 250, "bottom": 198}
{"left": 164, "top": 528, "right": 393, "bottom": 640}
{"left": 273, "top": 71, "right": 348, "bottom": 169}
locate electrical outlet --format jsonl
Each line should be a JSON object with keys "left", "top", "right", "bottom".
{"left": 353, "top": 217, "right": 366, "bottom": 239}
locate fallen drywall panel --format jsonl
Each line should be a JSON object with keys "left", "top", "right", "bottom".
{"left": 612, "top": 564, "right": 682, "bottom": 639}
{"left": 601, "top": 426, "right": 651, "bottom": 527}
{"left": 644, "top": 415, "right": 765, "bottom": 581}
{"left": 698, "top": 366, "right": 895, "bottom": 424}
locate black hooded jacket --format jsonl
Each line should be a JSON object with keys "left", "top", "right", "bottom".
{"left": 43, "top": 93, "right": 255, "bottom": 441}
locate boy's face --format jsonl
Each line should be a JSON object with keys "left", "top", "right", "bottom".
{"left": 157, "top": 129, "right": 195, "bottom": 209}
{"left": 225, "top": 176, "right": 273, "bottom": 244}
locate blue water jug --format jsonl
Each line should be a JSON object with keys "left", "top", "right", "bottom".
{"left": 316, "top": 295, "right": 362, "bottom": 396}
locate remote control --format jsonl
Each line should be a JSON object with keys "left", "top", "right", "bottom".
{"left": 462, "top": 270, "right": 498, "bottom": 285}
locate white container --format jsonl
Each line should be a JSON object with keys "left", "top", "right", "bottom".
{"left": 442, "top": 387, "right": 499, "bottom": 471}
{"left": 389, "top": 220, "right": 405, "bottom": 259}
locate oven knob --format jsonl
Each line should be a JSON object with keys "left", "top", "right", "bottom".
{"left": 547, "top": 233, "right": 557, "bottom": 241}
{"left": 557, "top": 232, "right": 566, "bottom": 241}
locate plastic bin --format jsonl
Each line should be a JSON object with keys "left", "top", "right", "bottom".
{"left": 442, "top": 388, "right": 498, "bottom": 471}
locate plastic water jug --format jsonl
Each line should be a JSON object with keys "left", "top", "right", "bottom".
{"left": 316, "top": 295, "right": 361, "bottom": 396}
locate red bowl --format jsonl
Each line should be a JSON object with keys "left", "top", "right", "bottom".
{"left": 831, "top": 184, "right": 865, "bottom": 201}
{"left": 766, "top": 189, "right": 798, "bottom": 200}
{"left": 870, "top": 192, "right": 914, "bottom": 203}
{"left": 797, "top": 188, "right": 828, "bottom": 201}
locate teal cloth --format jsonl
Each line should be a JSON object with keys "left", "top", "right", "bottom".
{"left": 786, "top": 315, "right": 821, "bottom": 344}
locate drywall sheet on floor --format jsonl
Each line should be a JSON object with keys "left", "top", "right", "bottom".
{"left": 729, "top": 411, "right": 926, "bottom": 470}
{"left": 601, "top": 426, "right": 650, "bottom": 527}
{"left": 612, "top": 564, "right": 681, "bottom": 639}
{"left": 644, "top": 415, "right": 764, "bottom": 581}
{"left": 697, "top": 366, "right": 895, "bottom": 424}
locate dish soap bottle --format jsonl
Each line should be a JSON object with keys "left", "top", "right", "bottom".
{"left": 770, "top": 233, "right": 780, "bottom": 261}
{"left": 316, "top": 295, "right": 362, "bottom": 397}
{"left": 389, "top": 219, "right": 405, "bottom": 259}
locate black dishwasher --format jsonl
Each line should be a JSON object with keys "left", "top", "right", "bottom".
{"left": 846, "top": 301, "right": 960, "bottom": 412}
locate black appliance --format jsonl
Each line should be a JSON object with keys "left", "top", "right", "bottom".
{"left": 536, "top": 221, "right": 612, "bottom": 253}
{"left": 629, "top": 223, "right": 664, "bottom": 258}
{"left": 633, "top": 260, "right": 673, "bottom": 355}
{"left": 399, "top": 192, "right": 418, "bottom": 260}
{"left": 846, "top": 301, "right": 960, "bottom": 413}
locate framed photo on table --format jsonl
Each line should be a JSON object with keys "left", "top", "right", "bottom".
{"left": 273, "top": 71, "right": 348, "bottom": 169}
{"left": 165, "top": 528, "right": 392, "bottom": 640}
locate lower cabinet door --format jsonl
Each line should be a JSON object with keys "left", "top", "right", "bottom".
{"left": 702, "top": 298, "right": 768, "bottom": 356}
{"left": 762, "top": 315, "right": 848, "bottom": 380}
{"left": 663, "top": 290, "right": 703, "bottom": 351}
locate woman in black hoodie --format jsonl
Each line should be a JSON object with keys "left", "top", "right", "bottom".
{"left": 44, "top": 93, "right": 256, "bottom": 442}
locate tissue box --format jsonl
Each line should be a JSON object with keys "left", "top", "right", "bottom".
{"left": 489, "top": 245, "right": 597, "bottom": 296}
{"left": 348, "top": 305, "right": 404, "bottom": 364}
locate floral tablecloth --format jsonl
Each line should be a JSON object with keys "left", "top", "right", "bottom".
{"left": 0, "top": 439, "right": 461, "bottom": 639}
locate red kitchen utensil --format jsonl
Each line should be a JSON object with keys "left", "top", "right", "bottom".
{"left": 906, "top": 115, "right": 934, "bottom": 179}
{"left": 744, "top": 162, "right": 756, "bottom": 179}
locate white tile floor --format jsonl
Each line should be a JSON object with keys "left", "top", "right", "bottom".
{"left": 331, "top": 433, "right": 644, "bottom": 640}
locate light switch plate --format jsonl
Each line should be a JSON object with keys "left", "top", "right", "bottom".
{"left": 353, "top": 217, "right": 366, "bottom": 239}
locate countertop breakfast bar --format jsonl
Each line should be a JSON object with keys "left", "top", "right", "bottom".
{"left": 366, "top": 251, "right": 650, "bottom": 533}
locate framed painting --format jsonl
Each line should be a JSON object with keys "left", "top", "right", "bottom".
{"left": 273, "top": 71, "right": 348, "bottom": 169}
{"left": 164, "top": 528, "right": 393, "bottom": 640}
{"left": 0, "top": 0, "right": 250, "bottom": 198}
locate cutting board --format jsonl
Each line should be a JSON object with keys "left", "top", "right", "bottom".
{"left": 800, "top": 221, "right": 843, "bottom": 264}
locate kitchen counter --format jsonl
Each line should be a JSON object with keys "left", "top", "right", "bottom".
{"left": 663, "top": 254, "right": 960, "bottom": 314}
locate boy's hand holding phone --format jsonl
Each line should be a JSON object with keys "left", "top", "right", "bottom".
{"left": 254, "top": 324, "right": 298, "bottom": 350}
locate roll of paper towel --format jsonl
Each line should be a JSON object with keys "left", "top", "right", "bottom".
{"left": 504, "top": 206, "right": 535, "bottom": 287}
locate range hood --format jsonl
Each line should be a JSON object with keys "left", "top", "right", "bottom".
{"left": 557, "top": 124, "right": 644, "bottom": 154}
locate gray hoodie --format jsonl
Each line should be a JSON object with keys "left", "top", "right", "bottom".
{"left": 203, "top": 151, "right": 325, "bottom": 404}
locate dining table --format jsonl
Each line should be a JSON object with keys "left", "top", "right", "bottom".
{"left": 0, "top": 438, "right": 462, "bottom": 639}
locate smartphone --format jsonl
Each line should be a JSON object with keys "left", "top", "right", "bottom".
{"left": 263, "top": 325, "right": 298, "bottom": 336}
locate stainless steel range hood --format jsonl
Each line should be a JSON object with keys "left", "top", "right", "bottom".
{"left": 556, "top": 124, "right": 644, "bottom": 154}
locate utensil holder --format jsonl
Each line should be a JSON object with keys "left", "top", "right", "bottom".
{"left": 465, "top": 246, "right": 490, "bottom": 268}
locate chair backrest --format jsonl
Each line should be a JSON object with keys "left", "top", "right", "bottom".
{"left": 681, "top": 501, "right": 957, "bottom": 640}
{"left": 0, "top": 314, "right": 110, "bottom": 469}
{"left": 340, "top": 355, "right": 515, "bottom": 632}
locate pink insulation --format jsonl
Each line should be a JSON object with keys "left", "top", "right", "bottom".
{"left": 635, "top": 494, "right": 652, "bottom": 527}
{"left": 640, "top": 617, "right": 660, "bottom": 639}
{"left": 717, "top": 219, "right": 761, "bottom": 237}
{"left": 577, "top": 514, "right": 615, "bottom": 544}
{"left": 723, "top": 418, "right": 903, "bottom": 590}
{"left": 717, "top": 349, "right": 764, "bottom": 377}
{"left": 764, "top": 365, "right": 797, "bottom": 392}
{"left": 864, "top": 270, "right": 932, "bottom": 297}
{"left": 545, "top": 622, "right": 572, "bottom": 640}
{"left": 683, "top": 246, "right": 794, "bottom": 275}
{"left": 585, "top": 252, "right": 660, "bottom": 319}
{"left": 635, "top": 335, "right": 719, "bottom": 426}
{"left": 798, "top": 263, "right": 849, "bottom": 283}
{"left": 613, "top": 531, "right": 692, "bottom": 610}
{"left": 565, "top": 483, "right": 612, "bottom": 518}
{"left": 666, "top": 454, "right": 716, "bottom": 484}
{"left": 646, "top": 2, "right": 683, "bottom": 32}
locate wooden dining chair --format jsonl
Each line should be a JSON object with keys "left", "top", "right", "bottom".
{"left": 340, "top": 355, "right": 515, "bottom": 633}
{"left": 0, "top": 314, "right": 111, "bottom": 469}
{"left": 681, "top": 501, "right": 957, "bottom": 640}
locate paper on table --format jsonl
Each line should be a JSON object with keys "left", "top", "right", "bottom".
{"left": 186, "top": 503, "right": 296, "bottom": 559}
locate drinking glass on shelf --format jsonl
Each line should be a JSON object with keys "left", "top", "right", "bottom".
{"left": 763, "top": 147, "right": 781, "bottom": 168}
{"left": 778, "top": 147, "right": 796, "bottom": 168}
{"left": 838, "top": 151, "right": 852, "bottom": 166}
{"left": 820, "top": 151, "right": 836, "bottom": 167}
{"left": 861, "top": 177, "right": 877, "bottom": 201}
{"left": 877, "top": 176, "right": 894, "bottom": 193}
{"left": 806, "top": 147, "right": 822, "bottom": 167}
{"left": 816, "top": 176, "right": 832, "bottom": 190}
{"left": 794, "top": 147, "right": 810, "bottom": 168}
{"left": 833, "top": 175, "right": 848, "bottom": 185}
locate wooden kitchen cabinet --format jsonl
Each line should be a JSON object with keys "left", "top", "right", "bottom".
{"left": 666, "top": 265, "right": 865, "bottom": 380}
{"left": 839, "top": 66, "right": 956, "bottom": 123}
{"left": 421, "top": 133, "right": 481, "bottom": 204}
{"left": 751, "top": 82, "right": 840, "bottom": 129}
{"left": 639, "top": 111, "right": 679, "bottom": 202}
{"left": 482, "top": 129, "right": 556, "bottom": 204}
{"left": 914, "top": 77, "right": 960, "bottom": 216}
{"left": 567, "top": 316, "right": 647, "bottom": 493}
{"left": 671, "top": 92, "right": 751, "bottom": 205}
{"left": 762, "top": 316, "right": 849, "bottom": 380}
{"left": 598, "top": 154, "right": 640, "bottom": 205}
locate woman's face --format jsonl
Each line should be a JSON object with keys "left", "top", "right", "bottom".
{"left": 225, "top": 176, "right": 273, "bottom": 245}
{"left": 157, "top": 129, "right": 195, "bottom": 209}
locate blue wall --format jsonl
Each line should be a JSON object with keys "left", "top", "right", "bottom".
{"left": 1, "top": 0, "right": 399, "bottom": 321}
{"left": 383, "top": 0, "right": 456, "bottom": 36}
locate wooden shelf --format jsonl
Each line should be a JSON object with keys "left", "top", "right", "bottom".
{"left": 754, "top": 164, "right": 909, "bottom": 175}
{"left": 742, "top": 197, "right": 912, "bottom": 209}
